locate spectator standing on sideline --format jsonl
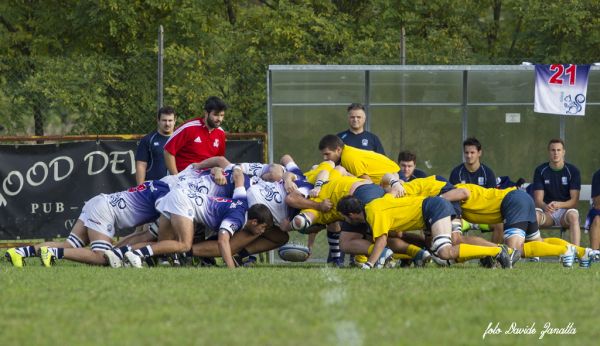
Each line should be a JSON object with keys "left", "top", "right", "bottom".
{"left": 532, "top": 139, "right": 581, "bottom": 246}
{"left": 337, "top": 103, "right": 385, "bottom": 155}
{"left": 135, "top": 106, "right": 176, "bottom": 184}
{"left": 329, "top": 104, "right": 385, "bottom": 266}
{"left": 164, "top": 96, "right": 227, "bottom": 175}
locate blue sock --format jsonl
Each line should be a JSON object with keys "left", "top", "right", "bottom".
{"left": 49, "top": 248, "right": 64, "bottom": 259}
{"left": 327, "top": 231, "right": 341, "bottom": 259}
{"left": 15, "top": 246, "right": 36, "bottom": 258}
{"left": 111, "top": 245, "right": 131, "bottom": 260}
{"left": 134, "top": 245, "right": 153, "bottom": 258}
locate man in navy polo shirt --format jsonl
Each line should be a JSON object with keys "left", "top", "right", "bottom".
{"left": 449, "top": 137, "right": 499, "bottom": 242}
{"left": 333, "top": 103, "right": 385, "bottom": 266}
{"left": 135, "top": 106, "right": 176, "bottom": 184}
{"left": 397, "top": 150, "right": 428, "bottom": 181}
{"left": 532, "top": 138, "right": 581, "bottom": 246}
{"left": 449, "top": 137, "right": 497, "bottom": 188}
{"left": 337, "top": 103, "right": 385, "bottom": 155}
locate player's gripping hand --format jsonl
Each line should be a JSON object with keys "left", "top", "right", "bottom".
{"left": 284, "top": 180, "right": 298, "bottom": 194}
{"left": 390, "top": 181, "right": 406, "bottom": 197}
{"left": 319, "top": 199, "right": 333, "bottom": 212}
{"left": 212, "top": 167, "right": 227, "bottom": 185}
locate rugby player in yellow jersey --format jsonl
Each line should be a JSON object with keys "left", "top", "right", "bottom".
{"left": 337, "top": 194, "right": 515, "bottom": 269}
{"left": 291, "top": 161, "right": 430, "bottom": 266}
{"left": 456, "top": 183, "right": 597, "bottom": 268}
{"left": 318, "top": 134, "right": 404, "bottom": 195}
{"left": 382, "top": 175, "right": 502, "bottom": 256}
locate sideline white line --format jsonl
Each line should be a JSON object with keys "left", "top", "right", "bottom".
{"left": 319, "top": 267, "right": 364, "bottom": 346}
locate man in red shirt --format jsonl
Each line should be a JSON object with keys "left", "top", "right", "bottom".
{"left": 164, "top": 96, "right": 228, "bottom": 174}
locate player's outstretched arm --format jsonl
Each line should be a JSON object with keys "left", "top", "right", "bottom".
{"left": 192, "top": 156, "right": 231, "bottom": 170}
{"left": 441, "top": 188, "right": 470, "bottom": 202}
{"left": 364, "top": 234, "right": 388, "bottom": 269}
{"left": 217, "top": 230, "right": 236, "bottom": 268}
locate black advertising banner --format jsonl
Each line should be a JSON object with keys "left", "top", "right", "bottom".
{"left": 0, "top": 139, "right": 263, "bottom": 240}
{"left": 0, "top": 141, "right": 137, "bottom": 240}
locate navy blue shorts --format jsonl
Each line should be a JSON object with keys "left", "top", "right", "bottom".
{"left": 451, "top": 201, "right": 462, "bottom": 217}
{"left": 422, "top": 196, "right": 456, "bottom": 230}
{"left": 501, "top": 189, "right": 537, "bottom": 225}
{"left": 585, "top": 208, "right": 600, "bottom": 230}
{"left": 353, "top": 184, "right": 385, "bottom": 205}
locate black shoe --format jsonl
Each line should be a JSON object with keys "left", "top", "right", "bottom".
{"left": 479, "top": 256, "right": 496, "bottom": 268}
{"left": 200, "top": 257, "right": 218, "bottom": 267}
{"left": 495, "top": 245, "right": 512, "bottom": 269}
{"left": 509, "top": 248, "right": 521, "bottom": 268}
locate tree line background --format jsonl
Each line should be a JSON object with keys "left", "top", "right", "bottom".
{"left": 1, "top": 0, "right": 598, "bottom": 136}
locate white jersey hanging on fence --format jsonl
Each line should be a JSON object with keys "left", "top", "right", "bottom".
{"left": 534, "top": 64, "right": 591, "bottom": 116}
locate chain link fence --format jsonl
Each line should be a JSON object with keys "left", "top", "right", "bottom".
{"left": 0, "top": 54, "right": 160, "bottom": 136}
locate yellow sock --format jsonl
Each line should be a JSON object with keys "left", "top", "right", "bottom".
{"left": 523, "top": 241, "right": 566, "bottom": 257}
{"left": 544, "top": 238, "right": 584, "bottom": 257}
{"left": 458, "top": 243, "right": 500, "bottom": 261}
{"left": 406, "top": 244, "right": 422, "bottom": 258}
{"left": 367, "top": 244, "right": 374, "bottom": 254}
{"left": 355, "top": 255, "right": 368, "bottom": 263}
{"left": 392, "top": 254, "right": 412, "bottom": 260}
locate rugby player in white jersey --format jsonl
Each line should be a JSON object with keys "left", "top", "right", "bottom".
{"left": 106, "top": 166, "right": 273, "bottom": 268}
{"left": 5, "top": 180, "right": 170, "bottom": 267}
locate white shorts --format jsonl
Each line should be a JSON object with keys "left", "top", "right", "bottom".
{"left": 158, "top": 189, "right": 199, "bottom": 221}
{"left": 548, "top": 208, "right": 568, "bottom": 226}
{"left": 81, "top": 195, "right": 117, "bottom": 238}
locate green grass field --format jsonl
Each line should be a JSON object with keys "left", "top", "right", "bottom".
{"left": 1, "top": 254, "right": 599, "bottom": 346}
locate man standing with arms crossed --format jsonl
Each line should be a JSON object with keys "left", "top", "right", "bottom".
{"left": 164, "top": 96, "right": 227, "bottom": 175}
{"left": 135, "top": 106, "right": 176, "bottom": 184}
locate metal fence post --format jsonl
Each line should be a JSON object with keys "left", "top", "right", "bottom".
{"left": 157, "top": 25, "right": 164, "bottom": 110}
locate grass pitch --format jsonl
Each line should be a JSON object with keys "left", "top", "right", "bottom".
{"left": 1, "top": 256, "right": 599, "bottom": 346}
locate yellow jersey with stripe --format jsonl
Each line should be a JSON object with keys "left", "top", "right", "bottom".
{"left": 340, "top": 145, "right": 399, "bottom": 184}
{"left": 303, "top": 161, "right": 335, "bottom": 185}
{"left": 365, "top": 194, "right": 426, "bottom": 239}
{"left": 456, "top": 183, "right": 516, "bottom": 224}
{"left": 302, "top": 164, "right": 366, "bottom": 225}
{"left": 403, "top": 176, "right": 448, "bottom": 197}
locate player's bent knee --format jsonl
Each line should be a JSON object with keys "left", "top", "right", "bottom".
{"left": 566, "top": 208, "right": 579, "bottom": 221}
{"left": 291, "top": 213, "right": 312, "bottom": 233}
{"left": 503, "top": 228, "right": 526, "bottom": 240}
{"left": 66, "top": 233, "right": 86, "bottom": 248}
{"left": 90, "top": 240, "right": 112, "bottom": 252}
{"left": 525, "top": 231, "right": 541, "bottom": 241}
{"left": 431, "top": 235, "right": 452, "bottom": 259}
{"left": 535, "top": 208, "right": 546, "bottom": 223}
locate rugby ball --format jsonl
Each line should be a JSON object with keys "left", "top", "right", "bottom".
{"left": 278, "top": 243, "right": 310, "bottom": 262}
